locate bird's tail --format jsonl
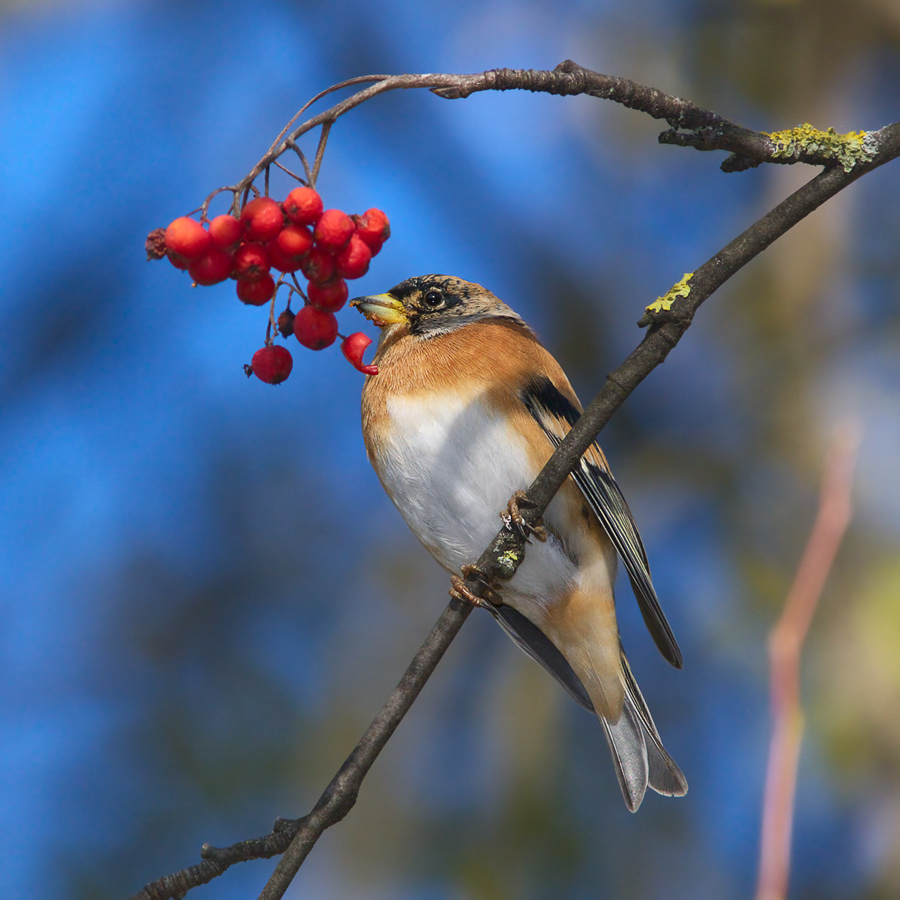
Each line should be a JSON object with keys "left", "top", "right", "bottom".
{"left": 484, "top": 602, "right": 686, "bottom": 811}
{"left": 600, "top": 654, "right": 688, "bottom": 812}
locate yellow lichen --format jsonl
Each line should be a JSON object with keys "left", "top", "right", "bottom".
{"left": 765, "top": 123, "right": 875, "bottom": 172}
{"left": 499, "top": 548, "right": 521, "bottom": 566}
{"left": 645, "top": 272, "right": 693, "bottom": 316}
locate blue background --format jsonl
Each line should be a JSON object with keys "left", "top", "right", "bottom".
{"left": 3, "top": 1, "right": 900, "bottom": 898}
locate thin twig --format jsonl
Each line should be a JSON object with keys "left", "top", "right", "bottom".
{"left": 755, "top": 423, "right": 861, "bottom": 900}
{"left": 310, "top": 121, "right": 332, "bottom": 188}
{"left": 271, "top": 158, "right": 304, "bottom": 182}
{"left": 285, "top": 139, "right": 313, "bottom": 183}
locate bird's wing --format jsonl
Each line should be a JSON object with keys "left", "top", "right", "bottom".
{"left": 519, "top": 375, "right": 683, "bottom": 669}
{"left": 483, "top": 601, "right": 594, "bottom": 712}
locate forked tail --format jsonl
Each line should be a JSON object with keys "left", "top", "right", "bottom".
{"left": 600, "top": 655, "right": 687, "bottom": 812}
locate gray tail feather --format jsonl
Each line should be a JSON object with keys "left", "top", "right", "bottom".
{"left": 601, "top": 655, "right": 688, "bottom": 812}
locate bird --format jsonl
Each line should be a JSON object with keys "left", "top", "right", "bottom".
{"left": 351, "top": 274, "right": 687, "bottom": 811}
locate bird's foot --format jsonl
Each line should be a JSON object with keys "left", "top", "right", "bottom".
{"left": 450, "top": 564, "right": 502, "bottom": 608}
{"left": 502, "top": 490, "right": 548, "bottom": 542}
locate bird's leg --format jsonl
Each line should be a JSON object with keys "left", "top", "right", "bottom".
{"left": 502, "top": 489, "right": 548, "bottom": 542}
{"left": 449, "top": 564, "right": 503, "bottom": 608}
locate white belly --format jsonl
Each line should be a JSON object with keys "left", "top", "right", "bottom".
{"left": 377, "top": 393, "right": 578, "bottom": 604}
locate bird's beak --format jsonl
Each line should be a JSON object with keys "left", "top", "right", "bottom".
{"left": 350, "top": 292, "right": 408, "bottom": 327}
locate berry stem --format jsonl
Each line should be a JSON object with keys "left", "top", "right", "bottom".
{"left": 273, "top": 158, "right": 304, "bottom": 183}
{"left": 310, "top": 121, "right": 333, "bottom": 188}
{"left": 286, "top": 140, "right": 314, "bottom": 184}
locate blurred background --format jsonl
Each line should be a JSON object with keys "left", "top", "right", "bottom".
{"left": 3, "top": 1, "right": 900, "bottom": 898}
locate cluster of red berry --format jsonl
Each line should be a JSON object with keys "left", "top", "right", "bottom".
{"left": 147, "top": 186, "right": 388, "bottom": 384}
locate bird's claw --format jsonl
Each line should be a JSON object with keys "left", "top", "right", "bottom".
{"left": 450, "top": 564, "right": 502, "bottom": 608}
{"left": 501, "top": 490, "right": 548, "bottom": 542}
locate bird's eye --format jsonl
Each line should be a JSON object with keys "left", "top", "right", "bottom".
{"left": 423, "top": 289, "right": 444, "bottom": 308}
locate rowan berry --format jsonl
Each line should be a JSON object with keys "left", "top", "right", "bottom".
{"left": 307, "top": 277, "right": 348, "bottom": 313}
{"left": 188, "top": 247, "right": 233, "bottom": 285}
{"left": 276, "top": 224, "right": 313, "bottom": 260}
{"left": 231, "top": 243, "right": 271, "bottom": 282}
{"left": 166, "top": 250, "right": 190, "bottom": 270}
{"left": 208, "top": 214, "right": 243, "bottom": 250}
{"left": 300, "top": 246, "right": 335, "bottom": 284}
{"left": 352, "top": 208, "right": 390, "bottom": 248}
{"left": 251, "top": 345, "right": 293, "bottom": 384}
{"left": 236, "top": 273, "right": 276, "bottom": 306}
{"left": 165, "top": 217, "right": 210, "bottom": 260}
{"left": 283, "top": 187, "right": 324, "bottom": 225}
{"left": 334, "top": 233, "right": 372, "bottom": 280}
{"left": 313, "top": 209, "right": 354, "bottom": 251}
{"left": 293, "top": 305, "right": 338, "bottom": 350}
{"left": 240, "top": 197, "right": 284, "bottom": 242}
{"left": 341, "top": 332, "right": 378, "bottom": 375}
{"left": 267, "top": 240, "right": 303, "bottom": 273}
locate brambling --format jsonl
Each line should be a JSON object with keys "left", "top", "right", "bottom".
{"left": 352, "top": 275, "right": 687, "bottom": 811}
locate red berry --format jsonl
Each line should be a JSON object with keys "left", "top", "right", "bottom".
{"left": 293, "top": 305, "right": 338, "bottom": 350}
{"left": 251, "top": 345, "right": 293, "bottom": 384}
{"left": 313, "top": 209, "right": 354, "bottom": 251}
{"left": 208, "top": 214, "right": 242, "bottom": 250}
{"left": 166, "top": 250, "right": 190, "bottom": 270}
{"left": 362, "top": 236, "right": 385, "bottom": 257}
{"left": 240, "top": 197, "right": 284, "bottom": 242}
{"left": 276, "top": 224, "right": 313, "bottom": 260}
{"left": 299, "top": 246, "right": 335, "bottom": 284}
{"left": 333, "top": 233, "right": 372, "bottom": 280}
{"left": 307, "top": 277, "right": 348, "bottom": 313}
{"left": 341, "top": 332, "right": 378, "bottom": 375}
{"left": 266, "top": 239, "right": 304, "bottom": 273}
{"left": 188, "top": 247, "right": 233, "bottom": 285}
{"left": 353, "top": 208, "right": 390, "bottom": 248}
{"left": 283, "top": 187, "right": 323, "bottom": 225}
{"left": 231, "top": 242, "right": 270, "bottom": 282}
{"left": 165, "top": 217, "right": 210, "bottom": 260}
{"left": 236, "top": 273, "right": 276, "bottom": 306}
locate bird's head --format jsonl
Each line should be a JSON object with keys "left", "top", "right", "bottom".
{"left": 351, "top": 275, "right": 526, "bottom": 339}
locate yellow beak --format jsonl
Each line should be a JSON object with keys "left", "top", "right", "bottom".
{"left": 350, "top": 292, "right": 408, "bottom": 327}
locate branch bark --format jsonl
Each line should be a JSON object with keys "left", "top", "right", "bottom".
{"left": 132, "top": 62, "right": 900, "bottom": 900}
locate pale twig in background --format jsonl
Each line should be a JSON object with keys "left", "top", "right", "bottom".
{"left": 756, "top": 422, "right": 861, "bottom": 900}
